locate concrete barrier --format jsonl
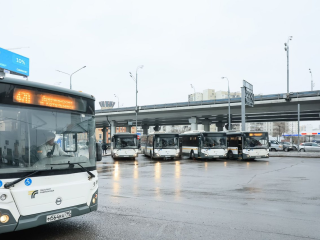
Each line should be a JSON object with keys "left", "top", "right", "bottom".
{"left": 269, "top": 151, "right": 320, "bottom": 158}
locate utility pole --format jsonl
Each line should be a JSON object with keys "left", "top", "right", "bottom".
{"left": 309, "top": 68, "right": 314, "bottom": 91}
{"left": 298, "top": 104, "right": 300, "bottom": 150}
{"left": 222, "top": 77, "right": 231, "bottom": 130}
{"left": 284, "top": 36, "right": 293, "bottom": 95}
{"left": 129, "top": 65, "right": 143, "bottom": 133}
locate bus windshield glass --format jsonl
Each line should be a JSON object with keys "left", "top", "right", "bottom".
{"left": 202, "top": 134, "right": 227, "bottom": 148}
{"left": 244, "top": 133, "right": 268, "bottom": 148}
{"left": 154, "top": 135, "right": 179, "bottom": 149}
{"left": 0, "top": 104, "right": 96, "bottom": 176}
{"left": 114, "top": 136, "right": 137, "bottom": 149}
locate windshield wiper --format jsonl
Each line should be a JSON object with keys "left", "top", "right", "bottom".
{"left": 48, "top": 161, "right": 95, "bottom": 180}
{"left": 4, "top": 170, "right": 41, "bottom": 189}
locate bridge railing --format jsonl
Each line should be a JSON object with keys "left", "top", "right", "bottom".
{"left": 96, "top": 90, "right": 320, "bottom": 113}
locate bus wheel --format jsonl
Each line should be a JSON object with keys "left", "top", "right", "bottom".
{"left": 150, "top": 151, "right": 154, "bottom": 159}
{"left": 190, "top": 151, "right": 196, "bottom": 160}
{"left": 227, "top": 151, "right": 234, "bottom": 159}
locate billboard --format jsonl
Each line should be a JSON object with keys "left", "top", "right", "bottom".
{"left": 0, "top": 47, "right": 29, "bottom": 76}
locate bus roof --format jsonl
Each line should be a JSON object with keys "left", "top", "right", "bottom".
{"left": 180, "top": 131, "right": 227, "bottom": 136}
{"left": 147, "top": 132, "right": 179, "bottom": 136}
{"left": 1, "top": 76, "right": 95, "bottom": 100}
{"left": 227, "top": 131, "right": 268, "bottom": 135}
{"left": 113, "top": 132, "right": 137, "bottom": 136}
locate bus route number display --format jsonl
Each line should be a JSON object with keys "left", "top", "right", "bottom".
{"left": 13, "top": 88, "right": 85, "bottom": 111}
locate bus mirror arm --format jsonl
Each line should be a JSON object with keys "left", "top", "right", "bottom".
{"left": 73, "top": 162, "right": 96, "bottom": 180}
{"left": 4, "top": 170, "right": 40, "bottom": 189}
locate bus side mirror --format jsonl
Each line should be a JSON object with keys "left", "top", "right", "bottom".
{"left": 96, "top": 143, "right": 102, "bottom": 161}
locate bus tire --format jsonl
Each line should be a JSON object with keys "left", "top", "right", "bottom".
{"left": 150, "top": 151, "right": 154, "bottom": 159}
{"left": 227, "top": 150, "right": 234, "bottom": 159}
{"left": 270, "top": 148, "right": 276, "bottom": 152}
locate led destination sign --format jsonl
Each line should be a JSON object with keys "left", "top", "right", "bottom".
{"left": 0, "top": 48, "right": 29, "bottom": 76}
{"left": 13, "top": 88, "right": 86, "bottom": 111}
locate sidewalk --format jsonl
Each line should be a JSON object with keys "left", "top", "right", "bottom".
{"left": 269, "top": 151, "right": 320, "bottom": 158}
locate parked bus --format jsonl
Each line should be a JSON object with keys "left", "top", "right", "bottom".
{"left": 111, "top": 133, "right": 138, "bottom": 159}
{"left": 141, "top": 133, "right": 179, "bottom": 159}
{"left": 0, "top": 76, "right": 101, "bottom": 234}
{"left": 226, "top": 131, "right": 269, "bottom": 160}
{"left": 179, "top": 131, "right": 228, "bottom": 159}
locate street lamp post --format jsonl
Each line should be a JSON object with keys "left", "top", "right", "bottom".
{"left": 129, "top": 65, "right": 144, "bottom": 133}
{"left": 56, "top": 66, "right": 86, "bottom": 90}
{"left": 309, "top": 68, "right": 314, "bottom": 91}
{"left": 114, "top": 94, "right": 119, "bottom": 108}
{"left": 284, "top": 36, "right": 293, "bottom": 95}
{"left": 190, "top": 84, "right": 196, "bottom": 101}
{"left": 221, "top": 77, "right": 231, "bottom": 130}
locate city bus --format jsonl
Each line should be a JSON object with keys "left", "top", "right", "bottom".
{"left": 111, "top": 133, "right": 138, "bottom": 159}
{"left": 179, "top": 131, "right": 228, "bottom": 159}
{"left": 0, "top": 76, "right": 101, "bottom": 234}
{"left": 226, "top": 131, "right": 269, "bottom": 160}
{"left": 141, "top": 132, "right": 179, "bottom": 159}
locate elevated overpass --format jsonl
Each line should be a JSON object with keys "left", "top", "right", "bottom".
{"left": 95, "top": 90, "right": 320, "bottom": 135}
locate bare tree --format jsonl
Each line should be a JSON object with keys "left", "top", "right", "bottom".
{"left": 273, "top": 122, "right": 286, "bottom": 139}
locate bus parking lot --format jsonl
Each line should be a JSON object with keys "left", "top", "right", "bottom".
{"left": 4, "top": 154, "right": 320, "bottom": 240}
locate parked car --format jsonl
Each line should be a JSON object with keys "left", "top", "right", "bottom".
{"left": 269, "top": 140, "right": 283, "bottom": 151}
{"left": 282, "top": 142, "right": 298, "bottom": 152}
{"left": 299, "top": 142, "right": 320, "bottom": 152}
{"left": 312, "top": 140, "right": 320, "bottom": 144}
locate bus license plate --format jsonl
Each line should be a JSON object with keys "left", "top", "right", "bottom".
{"left": 46, "top": 210, "right": 72, "bottom": 222}
{"left": 124, "top": 156, "right": 129, "bottom": 157}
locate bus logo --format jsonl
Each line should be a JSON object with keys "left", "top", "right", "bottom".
{"left": 56, "top": 197, "right": 62, "bottom": 205}
{"left": 28, "top": 190, "right": 39, "bottom": 199}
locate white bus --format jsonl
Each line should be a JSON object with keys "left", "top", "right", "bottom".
{"left": 0, "top": 76, "right": 101, "bottom": 234}
{"left": 226, "top": 131, "right": 269, "bottom": 160}
{"left": 179, "top": 131, "right": 228, "bottom": 159}
{"left": 111, "top": 133, "right": 138, "bottom": 159}
{"left": 140, "top": 133, "right": 180, "bottom": 160}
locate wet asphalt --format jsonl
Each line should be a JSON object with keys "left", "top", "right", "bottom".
{"left": 3, "top": 153, "right": 320, "bottom": 240}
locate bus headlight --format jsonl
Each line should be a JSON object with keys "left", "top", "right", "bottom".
{"left": 0, "top": 214, "right": 9, "bottom": 223}
{"left": 0, "top": 194, "right": 7, "bottom": 201}
{"left": 92, "top": 193, "right": 98, "bottom": 204}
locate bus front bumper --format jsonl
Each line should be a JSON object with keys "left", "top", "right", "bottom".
{"left": 243, "top": 153, "right": 269, "bottom": 159}
{"left": 0, "top": 190, "right": 98, "bottom": 234}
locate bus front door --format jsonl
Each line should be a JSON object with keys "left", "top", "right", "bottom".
{"left": 238, "top": 137, "right": 243, "bottom": 159}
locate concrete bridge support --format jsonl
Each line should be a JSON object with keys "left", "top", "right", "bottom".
{"left": 189, "top": 117, "right": 198, "bottom": 131}
{"left": 102, "top": 127, "right": 107, "bottom": 143}
{"left": 216, "top": 121, "right": 224, "bottom": 132}
{"left": 202, "top": 119, "right": 211, "bottom": 132}
{"left": 127, "top": 121, "right": 133, "bottom": 133}
{"left": 111, "top": 120, "right": 116, "bottom": 137}
{"left": 142, "top": 125, "right": 149, "bottom": 135}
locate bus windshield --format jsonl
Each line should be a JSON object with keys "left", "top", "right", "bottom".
{"left": 154, "top": 135, "right": 178, "bottom": 149}
{"left": 0, "top": 104, "right": 96, "bottom": 176}
{"left": 202, "top": 134, "right": 227, "bottom": 148}
{"left": 114, "top": 137, "right": 137, "bottom": 149}
{"left": 244, "top": 133, "right": 268, "bottom": 149}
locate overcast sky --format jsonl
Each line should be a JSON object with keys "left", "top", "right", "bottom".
{"left": 2, "top": 0, "right": 320, "bottom": 128}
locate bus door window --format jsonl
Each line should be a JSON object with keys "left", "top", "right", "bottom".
{"left": 238, "top": 137, "right": 242, "bottom": 152}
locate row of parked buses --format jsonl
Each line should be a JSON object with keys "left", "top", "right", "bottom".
{"left": 110, "top": 131, "right": 269, "bottom": 160}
